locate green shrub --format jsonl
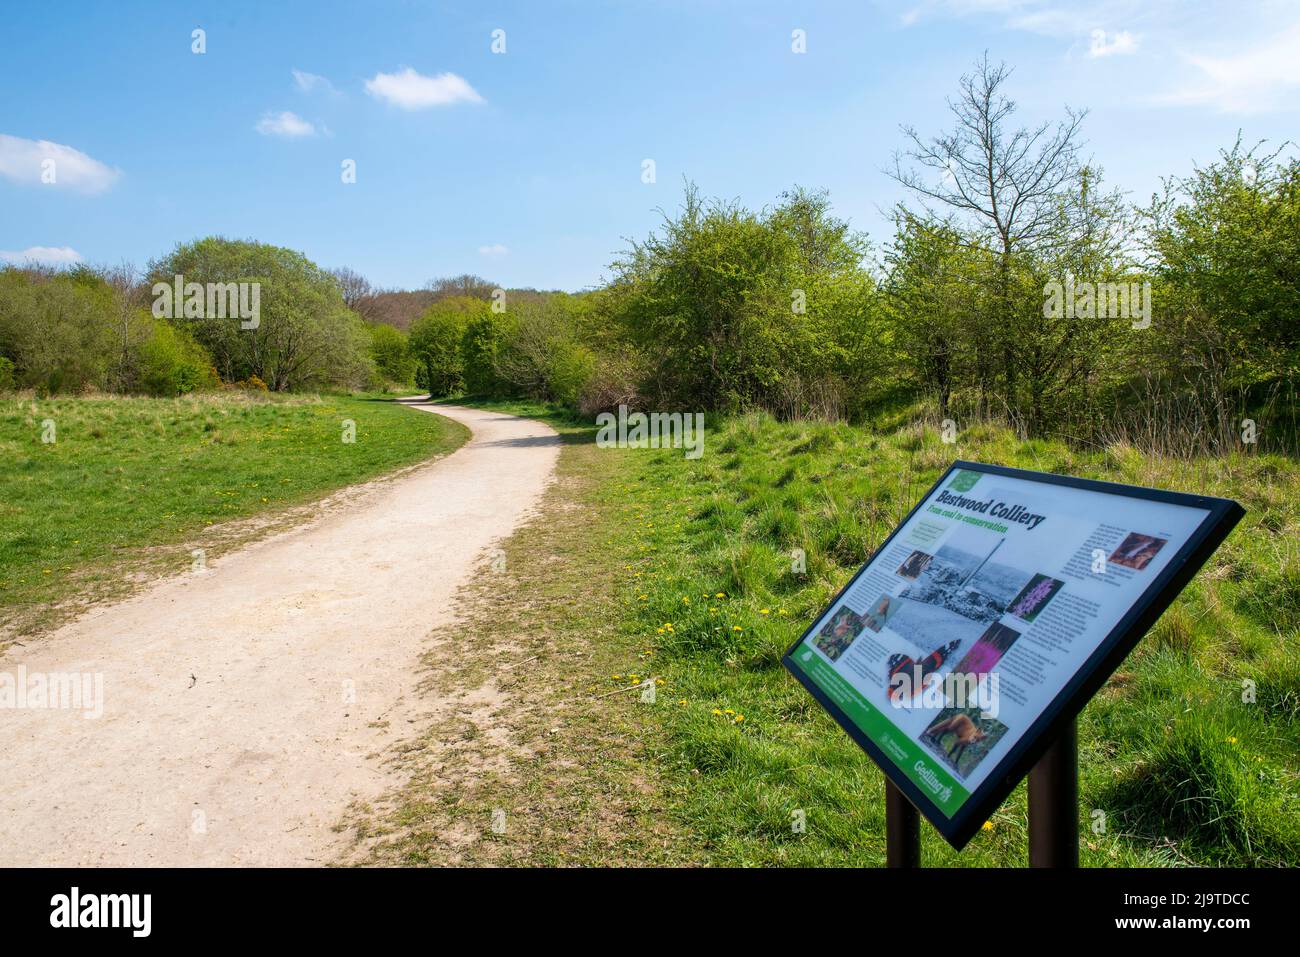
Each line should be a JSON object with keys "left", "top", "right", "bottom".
{"left": 545, "top": 341, "right": 596, "bottom": 408}
{"left": 409, "top": 296, "right": 483, "bottom": 397}
{"left": 139, "top": 320, "right": 217, "bottom": 396}
{"left": 368, "top": 322, "right": 414, "bottom": 386}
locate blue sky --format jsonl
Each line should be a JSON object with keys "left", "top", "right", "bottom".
{"left": 3, "top": 0, "right": 1298, "bottom": 291}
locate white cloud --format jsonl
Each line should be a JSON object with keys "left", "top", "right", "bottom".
{"left": 0, "top": 134, "right": 120, "bottom": 194}
{"left": 0, "top": 245, "right": 83, "bottom": 266}
{"left": 255, "top": 111, "right": 318, "bottom": 138}
{"left": 901, "top": 0, "right": 1039, "bottom": 28}
{"left": 292, "top": 69, "right": 335, "bottom": 94}
{"left": 478, "top": 244, "right": 509, "bottom": 257}
{"left": 364, "top": 67, "right": 483, "bottom": 110}
{"left": 1089, "top": 28, "right": 1138, "bottom": 57}
{"left": 1157, "top": 24, "right": 1300, "bottom": 113}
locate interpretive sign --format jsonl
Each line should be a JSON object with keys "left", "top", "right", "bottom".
{"left": 783, "top": 460, "right": 1243, "bottom": 849}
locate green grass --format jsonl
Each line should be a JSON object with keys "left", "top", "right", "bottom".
{"left": 432, "top": 401, "right": 1298, "bottom": 867}
{"left": 0, "top": 392, "right": 468, "bottom": 638}
{"left": 346, "top": 398, "right": 700, "bottom": 866}
{"left": 611, "top": 414, "right": 1300, "bottom": 866}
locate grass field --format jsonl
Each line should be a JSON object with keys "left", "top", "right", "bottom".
{"left": 0, "top": 393, "right": 468, "bottom": 640}
{"left": 383, "top": 398, "right": 1299, "bottom": 867}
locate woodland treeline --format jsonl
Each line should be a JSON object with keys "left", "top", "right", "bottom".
{"left": 2, "top": 58, "right": 1295, "bottom": 453}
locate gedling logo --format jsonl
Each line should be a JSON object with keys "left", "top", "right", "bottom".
{"left": 50, "top": 887, "right": 151, "bottom": 937}
{"left": 152, "top": 274, "right": 260, "bottom": 329}
{"left": 913, "top": 760, "right": 952, "bottom": 802}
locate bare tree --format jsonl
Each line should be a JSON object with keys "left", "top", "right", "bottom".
{"left": 890, "top": 54, "right": 1086, "bottom": 416}
{"left": 330, "top": 267, "right": 374, "bottom": 313}
{"left": 102, "top": 261, "right": 151, "bottom": 393}
{"left": 426, "top": 274, "right": 496, "bottom": 301}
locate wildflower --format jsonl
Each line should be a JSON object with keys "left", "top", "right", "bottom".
{"left": 982, "top": 820, "right": 994, "bottom": 832}
{"left": 715, "top": 592, "right": 726, "bottom": 598}
{"left": 679, "top": 699, "right": 688, "bottom": 706}
{"left": 734, "top": 715, "right": 745, "bottom": 724}
{"left": 733, "top": 626, "right": 742, "bottom": 632}
{"left": 712, "top": 708, "right": 722, "bottom": 716}
{"left": 760, "top": 608, "right": 770, "bottom": 615}
{"left": 724, "top": 709, "right": 735, "bottom": 715}
{"left": 1227, "top": 736, "right": 1238, "bottom": 745}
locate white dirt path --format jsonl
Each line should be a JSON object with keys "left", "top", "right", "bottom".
{"left": 0, "top": 402, "right": 559, "bottom": 866}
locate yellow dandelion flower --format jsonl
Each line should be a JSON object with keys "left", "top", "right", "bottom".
{"left": 724, "top": 709, "right": 735, "bottom": 715}
{"left": 715, "top": 592, "right": 726, "bottom": 598}
{"left": 760, "top": 608, "right": 770, "bottom": 615}
{"left": 734, "top": 715, "right": 745, "bottom": 723}
{"left": 712, "top": 708, "right": 723, "bottom": 716}
{"left": 982, "top": 820, "right": 994, "bottom": 832}
{"left": 733, "top": 626, "right": 743, "bottom": 632}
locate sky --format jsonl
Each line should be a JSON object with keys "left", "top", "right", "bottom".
{"left": 3, "top": 0, "right": 1299, "bottom": 292}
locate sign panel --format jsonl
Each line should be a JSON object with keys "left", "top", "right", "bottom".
{"left": 782, "top": 460, "right": 1243, "bottom": 850}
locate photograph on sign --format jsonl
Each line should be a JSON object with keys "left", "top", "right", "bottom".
{"left": 784, "top": 461, "right": 1241, "bottom": 847}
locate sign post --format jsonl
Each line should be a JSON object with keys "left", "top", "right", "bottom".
{"left": 783, "top": 460, "right": 1243, "bottom": 858}
{"left": 1028, "top": 720, "right": 1079, "bottom": 867}
{"left": 884, "top": 780, "right": 920, "bottom": 867}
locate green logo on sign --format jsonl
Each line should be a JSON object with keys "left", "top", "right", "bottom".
{"left": 948, "top": 469, "right": 981, "bottom": 492}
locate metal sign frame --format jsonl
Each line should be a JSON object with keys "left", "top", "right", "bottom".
{"left": 782, "top": 459, "right": 1245, "bottom": 851}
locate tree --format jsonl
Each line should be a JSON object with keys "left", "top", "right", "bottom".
{"left": 368, "top": 322, "right": 414, "bottom": 386}
{"left": 0, "top": 265, "right": 118, "bottom": 393}
{"left": 1143, "top": 139, "right": 1299, "bottom": 389}
{"left": 891, "top": 54, "right": 1086, "bottom": 420}
{"left": 408, "top": 296, "right": 485, "bottom": 396}
{"left": 330, "top": 266, "right": 376, "bottom": 319}
{"left": 883, "top": 210, "right": 978, "bottom": 419}
{"left": 149, "top": 238, "right": 372, "bottom": 390}
{"left": 609, "top": 182, "right": 877, "bottom": 414}
{"left": 461, "top": 311, "right": 507, "bottom": 395}
{"left": 426, "top": 274, "right": 497, "bottom": 301}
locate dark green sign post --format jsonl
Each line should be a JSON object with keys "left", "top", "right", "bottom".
{"left": 786, "top": 461, "right": 1243, "bottom": 863}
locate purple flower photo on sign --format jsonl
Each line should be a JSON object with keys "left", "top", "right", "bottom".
{"left": 1008, "top": 574, "right": 1065, "bottom": 622}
